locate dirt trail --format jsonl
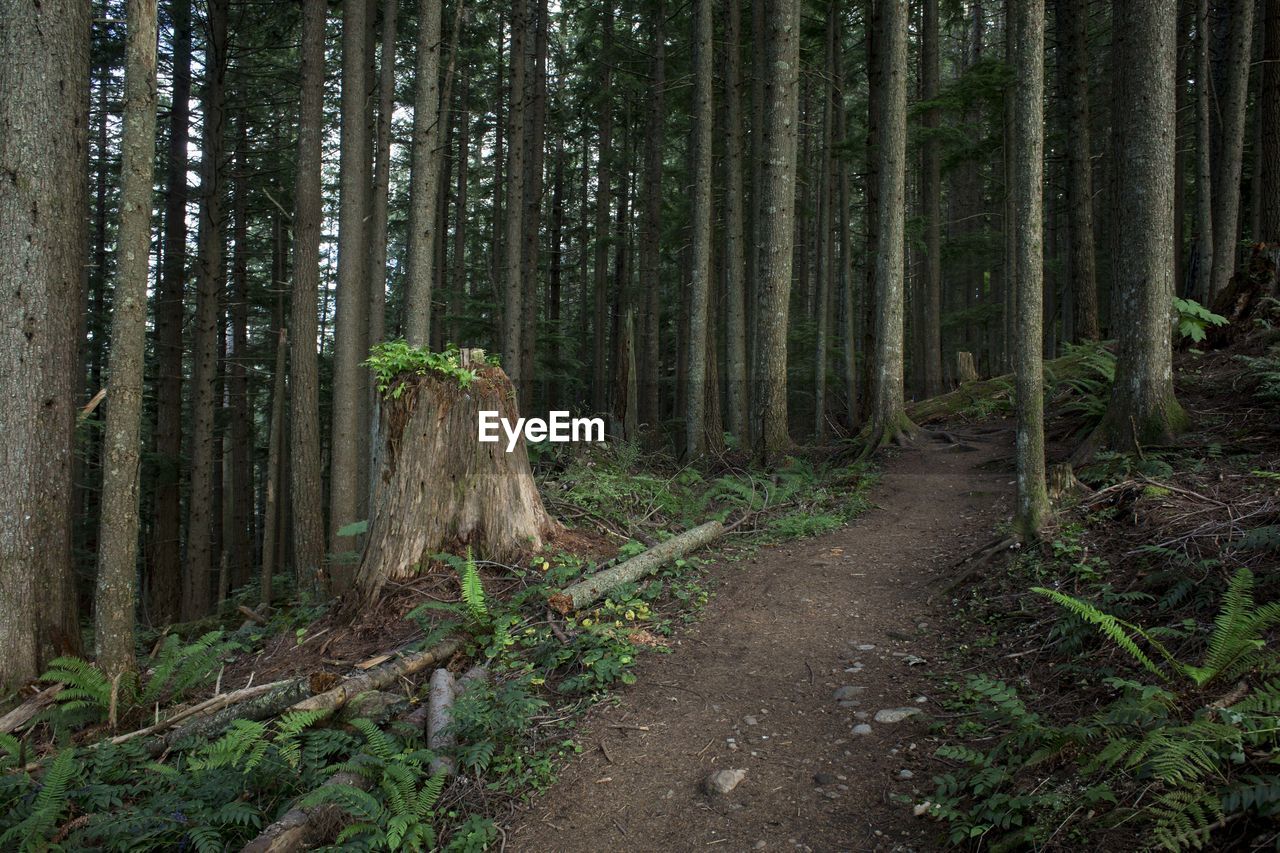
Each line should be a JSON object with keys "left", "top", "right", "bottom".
{"left": 507, "top": 426, "right": 1013, "bottom": 853}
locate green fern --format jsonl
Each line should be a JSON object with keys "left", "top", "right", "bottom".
{"left": 1032, "top": 586, "right": 1171, "bottom": 679}
{"left": 1150, "top": 788, "right": 1222, "bottom": 851}
{"left": 0, "top": 749, "right": 78, "bottom": 851}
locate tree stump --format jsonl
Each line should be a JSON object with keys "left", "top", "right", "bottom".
{"left": 956, "top": 351, "right": 980, "bottom": 385}
{"left": 351, "top": 349, "right": 559, "bottom": 605}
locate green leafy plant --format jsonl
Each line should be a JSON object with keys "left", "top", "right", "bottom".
{"left": 39, "top": 631, "right": 237, "bottom": 733}
{"left": 364, "top": 341, "right": 498, "bottom": 399}
{"left": 1033, "top": 567, "right": 1280, "bottom": 687}
{"left": 1173, "top": 297, "right": 1227, "bottom": 343}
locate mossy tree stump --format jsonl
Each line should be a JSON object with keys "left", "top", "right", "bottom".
{"left": 351, "top": 349, "right": 559, "bottom": 605}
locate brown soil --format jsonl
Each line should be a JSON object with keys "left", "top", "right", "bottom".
{"left": 505, "top": 426, "right": 1014, "bottom": 853}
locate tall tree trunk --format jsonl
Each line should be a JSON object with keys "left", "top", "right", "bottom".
{"left": 919, "top": 0, "right": 943, "bottom": 396}
{"left": 1093, "top": 0, "right": 1187, "bottom": 451}
{"left": 405, "top": 0, "right": 443, "bottom": 346}
{"left": 0, "top": 0, "right": 88, "bottom": 686}
{"left": 519, "top": 0, "right": 547, "bottom": 409}
{"left": 261, "top": 328, "right": 287, "bottom": 608}
{"left": 450, "top": 71, "right": 470, "bottom": 343}
{"left": 228, "top": 129, "right": 252, "bottom": 591}
{"left": 813, "top": 4, "right": 836, "bottom": 438}
{"left": 864, "top": 0, "right": 915, "bottom": 449}
{"left": 640, "top": 0, "right": 667, "bottom": 431}
{"left": 591, "top": 5, "right": 614, "bottom": 413}
{"left": 289, "top": 0, "right": 328, "bottom": 599}
{"left": 751, "top": 0, "right": 800, "bottom": 462}
{"left": 835, "top": 13, "right": 858, "bottom": 426}
{"left": 1260, "top": 0, "right": 1280, "bottom": 255}
{"left": 548, "top": 134, "right": 564, "bottom": 405}
{"left": 184, "top": 0, "right": 229, "bottom": 620}
{"left": 1195, "top": 0, "right": 1214, "bottom": 301}
{"left": 368, "top": 0, "right": 397, "bottom": 351}
{"left": 1057, "top": 0, "right": 1098, "bottom": 339}
{"left": 1208, "top": 0, "right": 1254, "bottom": 299}
{"left": 503, "top": 2, "right": 528, "bottom": 391}
{"left": 686, "top": 0, "right": 714, "bottom": 458}
{"left": 1011, "top": 0, "right": 1049, "bottom": 538}
{"left": 150, "top": 0, "right": 190, "bottom": 626}
{"left": 95, "top": 0, "right": 158, "bottom": 674}
{"left": 329, "top": 0, "right": 373, "bottom": 580}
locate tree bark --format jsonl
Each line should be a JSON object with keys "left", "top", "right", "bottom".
{"left": 261, "top": 330, "right": 287, "bottom": 608}
{"left": 519, "top": 0, "right": 548, "bottom": 410}
{"left": 184, "top": 0, "right": 229, "bottom": 620}
{"left": 329, "top": 0, "right": 374, "bottom": 582}
{"left": 864, "top": 0, "right": 916, "bottom": 451}
{"left": 722, "top": 0, "right": 748, "bottom": 438}
{"left": 96, "top": 0, "right": 159, "bottom": 676}
{"left": 503, "top": 3, "right": 528, "bottom": 390}
{"left": 1261, "top": 0, "right": 1280, "bottom": 253}
{"left": 1208, "top": 0, "right": 1254, "bottom": 300}
{"left": 150, "top": 0, "right": 191, "bottom": 626}
{"left": 228, "top": 129, "right": 253, "bottom": 591}
{"left": 640, "top": 0, "right": 667, "bottom": 431}
{"left": 1011, "top": 0, "right": 1050, "bottom": 539}
{"left": 686, "top": 0, "right": 714, "bottom": 459}
{"left": 919, "top": 0, "right": 943, "bottom": 396}
{"left": 1093, "top": 0, "right": 1188, "bottom": 451}
{"left": 752, "top": 0, "right": 801, "bottom": 462}
{"left": 368, "top": 0, "right": 398, "bottom": 351}
{"left": 0, "top": 0, "right": 89, "bottom": 686}
{"left": 450, "top": 71, "right": 470, "bottom": 344}
{"left": 1058, "top": 0, "right": 1099, "bottom": 340}
{"left": 591, "top": 6, "right": 614, "bottom": 414}
{"left": 353, "top": 354, "right": 559, "bottom": 603}
{"left": 289, "top": 0, "right": 329, "bottom": 599}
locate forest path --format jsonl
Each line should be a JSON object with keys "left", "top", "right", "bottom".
{"left": 506, "top": 426, "right": 1013, "bottom": 853}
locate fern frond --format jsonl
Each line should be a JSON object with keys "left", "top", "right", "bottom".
{"left": 1032, "top": 587, "right": 1171, "bottom": 679}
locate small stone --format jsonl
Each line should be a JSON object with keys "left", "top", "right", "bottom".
{"left": 705, "top": 768, "right": 748, "bottom": 795}
{"left": 913, "top": 802, "right": 933, "bottom": 817}
{"left": 852, "top": 723, "right": 873, "bottom": 735}
{"left": 754, "top": 843, "right": 768, "bottom": 850}
{"left": 744, "top": 715, "right": 759, "bottom": 726}
{"left": 854, "top": 711, "right": 869, "bottom": 720}
{"left": 833, "top": 686, "right": 864, "bottom": 701}
{"left": 898, "top": 769, "right": 914, "bottom": 780}
{"left": 814, "top": 772, "right": 836, "bottom": 786}
{"left": 874, "top": 707, "right": 923, "bottom": 724}
{"left": 856, "top": 643, "right": 876, "bottom": 651}
{"left": 914, "top": 695, "right": 928, "bottom": 704}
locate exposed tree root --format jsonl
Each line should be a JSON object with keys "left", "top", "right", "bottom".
{"left": 934, "top": 535, "right": 1020, "bottom": 596}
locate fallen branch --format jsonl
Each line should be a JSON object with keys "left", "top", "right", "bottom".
{"left": 548, "top": 520, "right": 726, "bottom": 614}
{"left": 240, "top": 769, "right": 370, "bottom": 853}
{"left": 907, "top": 348, "right": 1103, "bottom": 425}
{"left": 108, "top": 679, "right": 292, "bottom": 747}
{"left": 0, "top": 683, "right": 63, "bottom": 734}
{"left": 285, "top": 636, "right": 464, "bottom": 715}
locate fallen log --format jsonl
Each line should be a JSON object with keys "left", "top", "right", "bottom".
{"left": 549, "top": 520, "right": 726, "bottom": 614}
{"left": 426, "top": 669, "right": 456, "bottom": 777}
{"left": 285, "top": 636, "right": 464, "bottom": 715}
{"left": 907, "top": 347, "right": 1105, "bottom": 425}
{"left": 240, "top": 769, "right": 370, "bottom": 853}
{"left": 0, "top": 683, "right": 63, "bottom": 734}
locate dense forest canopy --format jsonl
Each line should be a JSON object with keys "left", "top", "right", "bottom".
{"left": 1, "top": 0, "right": 1279, "bottom": 845}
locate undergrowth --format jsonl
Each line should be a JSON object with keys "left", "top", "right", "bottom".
{"left": 0, "top": 448, "right": 873, "bottom": 849}
{"left": 929, "top": 355, "right": 1280, "bottom": 850}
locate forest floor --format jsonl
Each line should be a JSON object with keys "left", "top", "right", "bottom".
{"left": 507, "top": 426, "right": 1014, "bottom": 852}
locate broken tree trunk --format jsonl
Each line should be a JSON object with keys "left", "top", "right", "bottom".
{"left": 549, "top": 520, "right": 725, "bottom": 614}
{"left": 352, "top": 349, "right": 560, "bottom": 605}
{"left": 286, "top": 636, "right": 464, "bottom": 715}
{"left": 907, "top": 347, "right": 1106, "bottom": 425}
